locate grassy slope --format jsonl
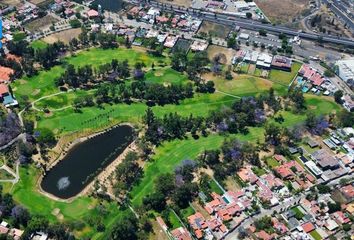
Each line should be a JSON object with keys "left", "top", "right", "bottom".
{"left": 12, "top": 47, "right": 167, "bottom": 103}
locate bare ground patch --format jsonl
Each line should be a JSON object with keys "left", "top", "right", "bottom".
{"left": 198, "top": 21, "right": 231, "bottom": 39}
{"left": 207, "top": 45, "right": 236, "bottom": 65}
{"left": 157, "top": 0, "right": 192, "bottom": 7}
{"left": 25, "top": 15, "right": 58, "bottom": 32}
{"left": 29, "top": 0, "right": 48, "bottom": 4}
{"left": 1, "top": 0, "right": 22, "bottom": 7}
{"left": 255, "top": 0, "right": 310, "bottom": 23}
{"left": 43, "top": 28, "right": 82, "bottom": 44}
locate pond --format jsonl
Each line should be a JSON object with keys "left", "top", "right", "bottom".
{"left": 91, "top": 0, "right": 124, "bottom": 12}
{"left": 41, "top": 125, "right": 135, "bottom": 199}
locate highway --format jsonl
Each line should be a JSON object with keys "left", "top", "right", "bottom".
{"left": 322, "top": 0, "right": 354, "bottom": 33}
{"left": 146, "top": 1, "right": 354, "bottom": 47}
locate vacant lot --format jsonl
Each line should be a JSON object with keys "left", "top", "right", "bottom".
{"left": 25, "top": 15, "right": 58, "bottom": 32}
{"left": 1, "top": 0, "right": 22, "bottom": 7}
{"left": 207, "top": 45, "right": 236, "bottom": 65}
{"left": 255, "top": 0, "right": 310, "bottom": 23}
{"left": 29, "top": 0, "right": 48, "bottom": 4}
{"left": 43, "top": 28, "right": 82, "bottom": 44}
{"left": 198, "top": 21, "right": 231, "bottom": 39}
{"left": 157, "top": 0, "right": 192, "bottom": 7}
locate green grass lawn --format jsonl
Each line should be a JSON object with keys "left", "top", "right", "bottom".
{"left": 310, "top": 230, "right": 322, "bottom": 240}
{"left": 31, "top": 40, "right": 48, "bottom": 50}
{"left": 34, "top": 89, "right": 95, "bottom": 110}
{"left": 145, "top": 67, "right": 188, "bottom": 85}
{"left": 291, "top": 206, "right": 305, "bottom": 219}
{"left": 268, "top": 62, "right": 302, "bottom": 86}
{"left": 209, "top": 179, "right": 224, "bottom": 195}
{"left": 252, "top": 167, "right": 267, "bottom": 176}
{"left": 168, "top": 210, "right": 182, "bottom": 229}
{"left": 180, "top": 206, "right": 195, "bottom": 221}
{"left": 12, "top": 47, "right": 168, "bottom": 104}
{"left": 214, "top": 74, "right": 287, "bottom": 97}
{"left": 266, "top": 158, "right": 280, "bottom": 168}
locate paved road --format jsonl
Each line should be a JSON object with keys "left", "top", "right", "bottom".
{"left": 144, "top": 0, "right": 354, "bottom": 47}
{"left": 0, "top": 133, "right": 25, "bottom": 151}
{"left": 323, "top": 0, "right": 354, "bottom": 33}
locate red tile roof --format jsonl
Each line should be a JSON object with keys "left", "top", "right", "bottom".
{"left": 341, "top": 185, "right": 354, "bottom": 199}
{"left": 301, "top": 222, "right": 315, "bottom": 233}
{"left": 0, "top": 84, "right": 9, "bottom": 96}
{"left": 170, "top": 227, "right": 192, "bottom": 240}
{"left": 0, "top": 66, "right": 14, "bottom": 82}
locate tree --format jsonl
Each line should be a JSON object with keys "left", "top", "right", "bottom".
{"left": 337, "top": 110, "right": 354, "bottom": 127}
{"left": 36, "top": 128, "right": 56, "bottom": 146}
{"left": 172, "top": 183, "right": 198, "bottom": 208}
{"left": 334, "top": 90, "right": 343, "bottom": 104}
{"left": 324, "top": 69, "right": 335, "bottom": 77}
{"left": 288, "top": 88, "right": 305, "bottom": 111}
{"left": 11, "top": 206, "right": 30, "bottom": 227}
{"left": 110, "top": 214, "right": 138, "bottom": 240}
{"left": 327, "top": 202, "right": 341, "bottom": 213}
{"left": 154, "top": 173, "right": 176, "bottom": 195}
{"left": 317, "top": 184, "right": 331, "bottom": 194}
{"left": 246, "top": 12, "right": 252, "bottom": 19}
{"left": 264, "top": 123, "right": 282, "bottom": 146}
{"left": 143, "top": 192, "right": 166, "bottom": 211}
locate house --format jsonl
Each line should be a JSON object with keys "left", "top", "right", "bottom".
{"left": 237, "top": 166, "right": 257, "bottom": 184}
{"left": 234, "top": 1, "right": 250, "bottom": 11}
{"left": 325, "top": 219, "right": 339, "bottom": 231}
{"left": 190, "top": 40, "right": 208, "bottom": 52}
{"left": 298, "top": 64, "right": 324, "bottom": 87}
{"left": 340, "top": 184, "right": 354, "bottom": 202}
{"left": 304, "top": 161, "right": 323, "bottom": 178}
{"left": 256, "top": 53, "right": 272, "bottom": 69}
{"left": 256, "top": 230, "right": 275, "bottom": 240}
{"left": 0, "top": 66, "right": 14, "bottom": 83}
{"left": 342, "top": 95, "right": 354, "bottom": 112}
{"left": 345, "top": 202, "right": 354, "bottom": 214}
{"left": 274, "top": 154, "right": 286, "bottom": 163}
{"left": 30, "top": 232, "right": 49, "bottom": 240}
{"left": 307, "top": 139, "right": 319, "bottom": 148}
{"left": 301, "top": 222, "right": 315, "bottom": 233}
{"left": 311, "top": 149, "right": 339, "bottom": 170}
{"left": 87, "top": 9, "right": 99, "bottom": 18}
{"left": 274, "top": 161, "right": 304, "bottom": 180}
{"left": 187, "top": 212, "right": 207, "bottom": 239}
{"left": 164, "top": 35, "right": 178, "bottom": 48}
{"left": 271, "top": 55, "right": 292, "bottom": 71}
{"left": 331, "top": 211, "right": 350, "bottom": 224}
{"left": 9, "top": 228, "right": 24, "bottom": 240}
{"left": 0, "top": 84, "right": 17, "bottom": 107}
{"left": 261, "top": 173, "right": 284, "bottom": 189}
{"left": 170, "top": 227, "right": 192, "bottom": 240}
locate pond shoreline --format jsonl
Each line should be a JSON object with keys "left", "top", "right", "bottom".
{"left": 37, "top": 123, "right": 136, "bottom": 202}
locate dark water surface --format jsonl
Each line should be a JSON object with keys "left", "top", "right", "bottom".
{"left": 41, "top": 125, "right": 134, "bottom": 199}
{"left": 92, "top": 0, "right": 124, "bottom": 12}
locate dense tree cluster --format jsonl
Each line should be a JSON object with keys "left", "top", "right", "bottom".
{"left": 143, "top": 160, "right": 199, "bottom": 211}
{"left": 198, "top": 139, "right": 259, "bottom": 181}
{"left": 143, "top": 108, "right": 207, "bottom": 145}
{"left": 112, "top": 152, "right": 143, "bottom": 200}
{"left": 208, "top": 96, "right": 267, "bottom": 135}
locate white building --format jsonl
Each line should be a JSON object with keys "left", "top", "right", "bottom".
{"left": 234, "top": 1, "right": 250, "bottom": 11}
{"left": 336, "top": 58, "right": 354, "bottom": 83}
